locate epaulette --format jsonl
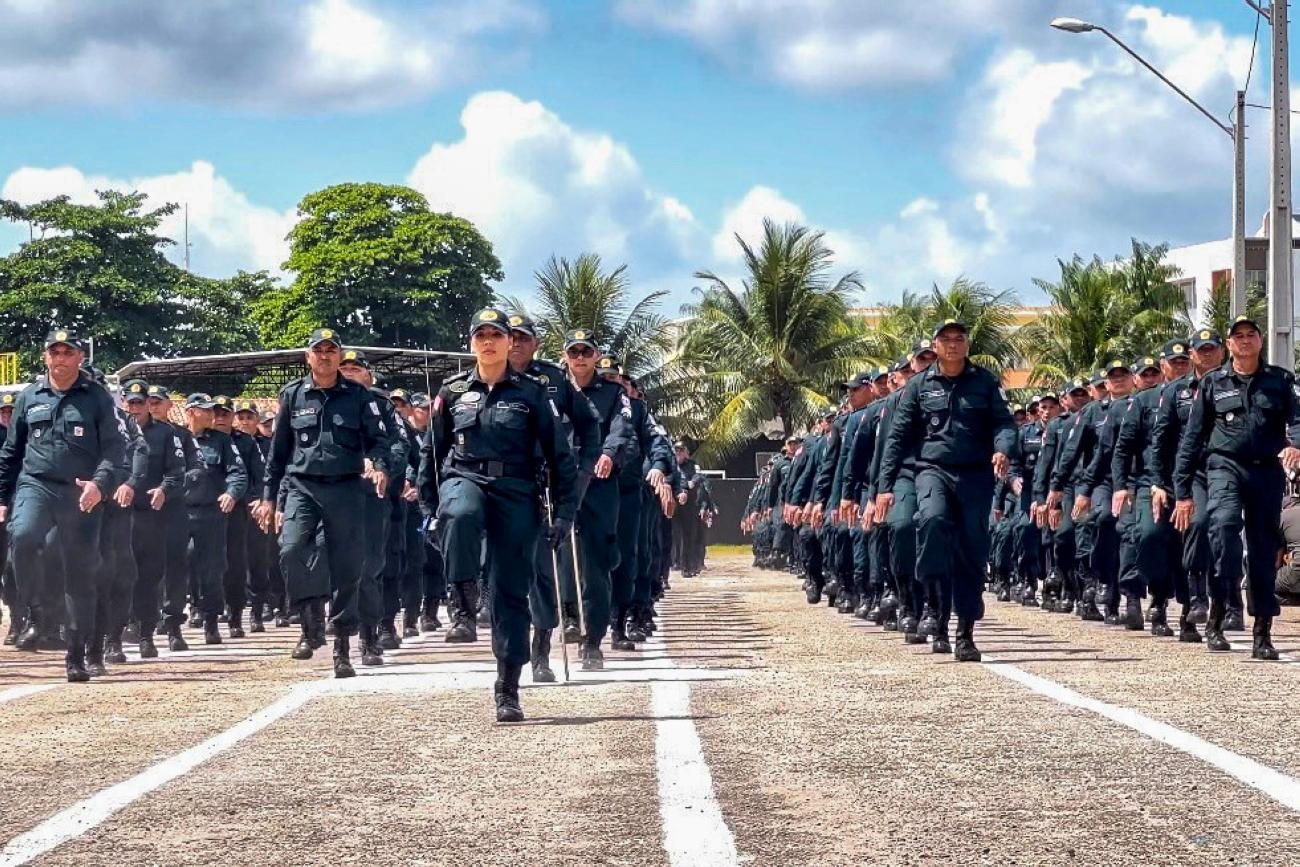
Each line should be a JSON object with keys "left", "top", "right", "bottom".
{"left": 532, "top": 358, "right": 566, "bottom": 375}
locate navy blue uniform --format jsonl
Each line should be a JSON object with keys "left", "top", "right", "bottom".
{"left": 186, "top": 428, "right": 246, "bottom": 620}
{"left": 127, "top": 414, "right": 185, "bottom": 636}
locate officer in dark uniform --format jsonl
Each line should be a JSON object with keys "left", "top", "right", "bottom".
{"left": 506, "top": 314, "right": 601, "bottom": 682}
{"left": 338, "top": 349, "right": 407, "bottom": 667}
{"left": 1173, "top": 315, "right": 1300, "bottom": 659}
{"left": 385, "top": 389, "right": 423, "bottom": 638}
{"left": 559, "top": 329, "right": 634, "bottom": 670}
{"left": 119, "top": 379, "right": 184, "bottom": 658}
{"left": 0, "top": 328, "right": 127, "bottom": 681}
{"left": 256, "top": 328, "right": 393, "bottom": 678}
{"left": 232, "top": 400, "right": 272, "bottom": 630}
{"left": 876, "top": 319, "right": 1017, "bottom": 662}
{"left": 146, "top": 387, "right": 199, "bottom": 649}
{"left": 212, "top": 395, "right": 264, "bottom": 638}
{"left": 0, "top": 392, "right": 15, "bottom": 645}
{"left": 419, "top": 307, "right": 578, "bottom": 721}
{"left": 182, "top": 394, "right": 247, "bottom": 645}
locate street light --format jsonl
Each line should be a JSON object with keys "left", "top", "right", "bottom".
{"left": 1051, "top": 16, "right": 1247, "bottom": 322}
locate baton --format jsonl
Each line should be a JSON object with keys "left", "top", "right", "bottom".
{"left": 543, "top": 488, "right": 570, "bottom": 681}
{"left": 570, "top": 526, "right": 588, "bottom": 638}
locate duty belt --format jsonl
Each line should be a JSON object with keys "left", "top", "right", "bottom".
{"left": 452, "top": 458, "right": 535, "bottom": 480}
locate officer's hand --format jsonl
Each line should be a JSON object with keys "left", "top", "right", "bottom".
{"left": 76, "top": 479, "right": 102, "bottom": 513}
{"left": 594, "top": 454, "right": 614, "bottom": 479}
{"left": 676, "top": 492, "right": 688, "bottom": 505}
{"left": 874, "top": 492, "right": 894, "bottom": 523}
{"left": 546, "top": 517, "right": 572, "bottom": 550}
{"left": 1172, "top": 498, "right": 1195, "bottom": 533}
{"left": 992, "top": 452, "right": 1009, "bottom": 479}
{"left": 809, "top": 503, "right": 823, "bottom": 529}
{"left": 993, "top": 509, "right": 1003, "bottom": 522}
{"left": 862, "top": 500, "right": 876, "bottom": 530}
{"left": 1071, "top": 494, "right": 1091, "bottom": 521}
{"left": 1150, "top": 486, "right": 1168, "bottom": 521}
{"left": 1111, "top": 489, "right": 1131, "bottom": 518}
{"left": 274, "top": 510, "right": 285, "bottom": 533}
{"left": 663, "top": 497, "right": 677, "bottom": 518}
{"left": 1048, "top": 507, "right": 1062, "bottom": 531}
{"left": 217, "top": 493, "right": 237, "bottom": 514}
{"left": 372, "top": 470, "right": 389, "bottom": 498}
{"left": 1281, "top": 447, "right": 1300, "bottom": 472}
{"left": 253, "top": 499, "right": 274, "bottom": 532}
{"left": 839, "top": 498, "right": 858, "bottom": 527}
{"left": 113, "top": 483, "right": 135, "bottom": 508}
{"left": 1011, "top": 477, "right": 1023, "bottom": 497}
{"left": 1046, "top": 490, "right": 1062, "bottom": 509}
{"left": 364, "top": 458, "right": 375, "bottom": 474}
{"left": 148, "top": 487, "right": 166, "bottom": 511}
{"left": 646, "top": 468, "right": 666, "bottom": 488}
{"left": 828, "top": 506, "right": 839, "bottom": 526}
{"left": 402, "top": 481, "right": 419, "bottom": 503}
{"left": 0, "top": 504, "right": 7, "bottom": 524}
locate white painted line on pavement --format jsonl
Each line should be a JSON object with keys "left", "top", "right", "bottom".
{"left": 984, "top": 658, "right": 1300, "bottom": 812}
{"left": 0, "top": 684, "right": 56, "bottom": 705}
{"left": 0, "top": 682, "right": 325, "bottom": 867}
{"left": 646, "top": 626, "right": 740, "bottom": 867}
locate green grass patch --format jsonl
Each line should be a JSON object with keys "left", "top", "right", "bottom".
{"left": 708, "top": 544, "right": 751, "bottom": 556}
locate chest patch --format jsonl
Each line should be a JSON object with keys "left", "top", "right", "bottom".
{"left": 448, "top": 380, "right": 469, "bottom": 394}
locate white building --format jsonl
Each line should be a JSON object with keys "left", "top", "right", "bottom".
{"left": 1163, "top": 213, "right": 1300, "bottom": 323}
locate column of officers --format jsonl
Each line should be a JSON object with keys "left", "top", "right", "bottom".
{"left": 745, "top": 315, "right": 1300, "bottom": 663}
{"left": 0, "top": 314, "right": 690, "bottom": 723}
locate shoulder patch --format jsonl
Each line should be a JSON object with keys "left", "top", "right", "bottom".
{"left": 447, "top": 380, "right": 469, "bottom": 394}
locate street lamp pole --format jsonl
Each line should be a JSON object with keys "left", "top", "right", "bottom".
{"left": 1051, "top": 17, "right": 1246, "bottom": 320}
{"left": 1267, "top": 0, "right": 1293, "bottom": 368}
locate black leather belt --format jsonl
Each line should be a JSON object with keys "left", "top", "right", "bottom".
{"left": 452, "top": 459, "right": 535, "bottom": 480}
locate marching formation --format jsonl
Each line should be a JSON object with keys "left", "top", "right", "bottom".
{"left": 744, "top": 316, "right": 1300, "bottom": 663}
{"left": 0, "top": 311, "right": 715, "bottom": 724}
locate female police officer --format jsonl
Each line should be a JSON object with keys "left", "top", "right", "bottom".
{"left": 420, "top": 308, "right": 577, "bottom": 723}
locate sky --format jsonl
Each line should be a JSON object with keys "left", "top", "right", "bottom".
{"left": 0, "top": 0, "right": 1282, "bottom": 313}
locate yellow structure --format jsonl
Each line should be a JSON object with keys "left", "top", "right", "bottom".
{"left": 0, "top": 353, "right": 19, "bottom": 385}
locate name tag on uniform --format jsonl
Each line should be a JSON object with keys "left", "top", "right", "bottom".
{"left": 73, "top": 426, "right": 83, "bottom": 437}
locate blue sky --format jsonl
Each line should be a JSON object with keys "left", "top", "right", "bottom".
{"left": 0, "top": 0, "right": 1281, "bottom": 312}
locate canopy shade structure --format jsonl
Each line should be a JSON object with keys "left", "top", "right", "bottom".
{"left": 114, "top": 346, "right": 474, "bottom": 397}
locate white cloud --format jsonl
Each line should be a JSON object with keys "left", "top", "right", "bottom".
{"left": 0, "top": 0, "right": 543, "bottom": 111}
{"left": 711, "top": 185, "right": 806, "bottom": 261}
{"left": 2, "top": 161, "right": 296, "bottom": 276}
{"left": 616, "top": 0, "right": 1041, "bottom": 89}
{"left": 407, "top": 91, "right": 704, "bottom": 293}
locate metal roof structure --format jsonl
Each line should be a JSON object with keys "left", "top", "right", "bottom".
{"left": 114, "top": 346, "right": 473, "bottom": 397}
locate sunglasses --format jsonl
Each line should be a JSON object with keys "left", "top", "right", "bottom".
{"left": 566, "top": 347, "right": 596, "bottom": 358}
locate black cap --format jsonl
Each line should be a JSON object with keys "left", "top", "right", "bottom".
{"left": 308, "top": 327, "right": 342, "bottom": 349}
{"left": 507, "top": 313, "right": 538, "bottom": 338}
{"left": 597, "top": 354, "right": 622, "bottom": 375}
{"left": 931, "top": 318, "right": 968, "bottom": 340}
{"left": 340, "top": 348, "right": 369, "bottom": 368}
{"left": 389, "top": 388, "right": 410, "bottom": 404}
{"left": 185, "top": 393, "right": 216, "bottom": 410}
{"left": 0, "top": 393, "right": 15, "bottom": 408}
{"left": 145, "top": 384, "right": 170, "bottom": 401}
{"left": 1090, "top": 370, "right": 1106, "bottom": 386}
{"left": 234, "top": 399, "right": 258, "bottom": 415}
{"left": 564, "top": 328, "right": 598, "bottom": 350}
{"left": 1103, "top": 357, "right": 1130, "bottom": 375}
{"left": 1228, "top": 314, "right": 1261, "bottom": 336}
{"left": 1039, "top": 392, "right": 1061, "bottom": 404}
{"left": 891, "top": 358, "right": 909, "bottom": 373}
{"left": 212, "top": 395, "right": 234, "bottom": 412}
{"left": 1068, "top": 377, "right": 1090, "bottom": 394}
{"left": 259, "top": 410, "right": 276, "bottom": 423}
{"left": 1161, "top": 339, "right": 1190, "bottom": 360}
{"left": 122, "top": 379, "right": 149, "bottom": 402}
{"left": 1011, "top": 403, "right": 1026, "bottom": 413}
{"left": 469, "top": 308, "right": 510, "bottom": 336}
{"left": 843, "top": 370, "right": 874, "bottom": 389}
{"left": 410, "top": 392, "right": 431, "bottom": 409}
{"left": 45, "top": 327, "right": 84, "bottom": 351}
{"left": 1134, "top": 355, "right": 1160, "bottom": 374}
{"left": 912, "top": 338, "right": 937, "bottom": 356}
{"left": 1190, "top": 328, "right": 1223, "bottom": 348}
{"left": 674, "top": 439, "right": 690, "bottom": 450}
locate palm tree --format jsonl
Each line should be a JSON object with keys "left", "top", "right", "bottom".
{"left": 504, "top": 253, "right": 672, "bottom": 379}
{"left": 1200, "top": 274, "right": 1266, "bottom": 336}
{"left": 666, "top": 219, "right": 872, "bottom": 462}
{"left": 866, "top": 279, "right": 1020, "bottom": 371}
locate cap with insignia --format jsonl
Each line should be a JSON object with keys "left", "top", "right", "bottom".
{"left": 234, "top": 400, "right": 258, "bottom": 415}
{"left": 410, "top": 392, "right": 431, "bottom": 409}
{"left": 1161, "top": 339, "right": 1190, "bottom": 360}
{"left": 211, "top": 395, "right": 234, "bottom": 412}
{"left": 340, "top": 348, "right": 369, "bottom": 367}
{"left": 1011, "top": 403, "right": 1025, "bottom": 413}
{"left": 122, "top": 379, "right": 149, "bottom": 402}
{"left": 843, "top": 370, "right": 875, "bottom": 389}
{"left": 931, "top": 318, "right": 968, "bottom": 340}
{"left": 507, "top": 313, "right": 538, "bottom": 339}
{"left": 1135, "top": 355, "right": 1160, "bottom": 374}
{"left": 1190, "top": 328, "right": 1223, "bottom": 349}
{"left": 1228, "top": 314, "right": 1261, "bottom": 336}
{"left": 389, "top": 388, "right": 410, "bottom": 404}
{"left": 564, "top": 328, "right": 598, "bottom": 351}
{"left": 259, "top": 410, "right": 276, "bottom": 423}
{"left": 44, "top": 327, "right": 84, "bottom": 351}
{"left": 1039, "top": 392, "right": 1061, "bottom": 404}
{"left": 0, "top": 393, "right": 15, "bottom": 407}
{"left": 912, "top": 339, "right": 937, "bottom": 356}
{"left": 1103, "top": 358, "right": 1130, "bottom": 375}
{"left": 1069, "top": 377, "right": 1090, "bottom": 394}
{"left": 308, "top": 327, "right": 342, "bottom": 349}
{"left": 597, "top": 354, "right": 622, "bottom": 375}
{"left": 891, "top": 358, "right": 909, "bottom": 373}
{"left": 469, "top": 308, "right": 510, "bottom": 336}
{"left": 146, "top": 384, "right": 169, "bottom": 400}
{"left": 185, "top": 393, "right": 216, "bottom": 410}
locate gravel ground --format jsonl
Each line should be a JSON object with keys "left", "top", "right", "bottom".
{"left": 5, "top": 555, "right": 1300, "bottom": 865}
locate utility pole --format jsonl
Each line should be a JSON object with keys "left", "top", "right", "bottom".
{"left": 183, "top": 203, "right": 191, "bottom": 273}
{"left": 1269, "top": 0, "right": 1294, "bottom": 368}
{"left": 1233, "top": 89, "right": 1247, "bottom": 318}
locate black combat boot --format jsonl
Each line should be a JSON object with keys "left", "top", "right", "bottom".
{"left": 1204, "top": 600, "right": 1231, "bottom": 652}
{"left": 420, "top": 598, "right": 442, "bottom": 633}
{"left": 104, "top": 631, "right": 128, "bottom": 664}
{"left": 309, "top": 599, "right": 327, "bottom": 648}
{"left": 581, "top": 641, "right": 605, "bottom": 671}
{"left": 1149, "top": 601, "right": 1173, "bottom": 638}
{"left": 1252, "top": 616, "right": 1279, "bottom": 661}
{"left": 531, "top": 628, "right": 556, "bottom": 683}
{"left": 249, "top": 605, "right": 265, "bottom": 634}
{"left": 1124, "top": 596, "right": 1144, "bottom": 631}
{"left": 274, "top": 608, "right": 291, "bottom": 628}
{"left": 917, "top": 606, "right": 938, "bottom": 640}
{"left": 65, "top": 633, "right": 90, "bottom": 683}
{"left": 291, "top": 604, "right": 315, "bottom": 660}
{"left": 611, "top": 609, "right": 636, "bottom": 651}
{"left": 1177, "top": 607, "right": 1202, "bottom": 643}
{"left": 203, "top": 615, "right": 223, "bottom": 645}
{"left": 378, "top": 618, "right": 401, "bottom": 650}
{"left": 357, "top": 625, "right": 383, "bottom": 667}
{"left": 1187, "top": 594, "right": 1208, "bottom": 625}
{"left": 931, "top": 627, "right": 952, "bottom": 656}
{"left": 188, "top": 608, "right": 203, "bottom": 628}
{"left": 804, "top": 580, "right": 822, "bottom": 604}
{"left": 228, "top": 609, "right": 245, "bottom": 639}
{"left": 3, "top": 614, "right": 22, "bottom": 646}
{"left": 403, "top": 610, "right": 420, "bottom": 639}
{"left": 333, "top": 635, "right": 356, "bottom": 678}
{"left": 823, "top": 579, "right": 840, "bottom": 607}
{"left": 954, "top": 620, "right": 981, "bottom": 663}
{"left": 900, "top": 610, "right": 924, "bottom": 644}
{"left": 15, "top": 608, "right": 40, "bottom": 651}
{"left": 853, "top": 594, "right": 872, "bottom": 619}
{"left": 138, "top": 630, "right": 159, "bottom": 659}
{"left": 445, "top": 583, "right": 478, "bottom": 643}
{"left": 495, "top": 660, "right": 525, "bottom": 723}
{"left": 166, "top": 622, "right": 189, "bottom": 652}
{"left": 626, "top": 612, "right": 648, "bottom": 643}
{"left": 1020, "top": 583, "right": 1038, "bottom": 607}
{"left": 1222, "top": 606, "right": 1245, "bottom": 632}
{"left": 85, "top": 633, "right": 107, "bottom": 677}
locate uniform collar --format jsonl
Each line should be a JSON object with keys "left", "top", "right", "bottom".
{"left": 38, "top": 371, "right": 90, "bottom": 394}
{"left": 301, "top": 372, "right": 349, "bottom": 393}
{"left": 466, "top": 367, "right": 520, "bottom": 388}
{"left": 925, "top": 359, "right": 972, "bottom": 382}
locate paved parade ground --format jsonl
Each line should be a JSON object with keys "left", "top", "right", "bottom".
{"left": 4, "top": 553, "right": 1300, "bottom": 866}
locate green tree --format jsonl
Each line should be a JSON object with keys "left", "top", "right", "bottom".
{"left": 276, "top": 182, "right": 503, "bottom": 350}
{"left": 1200, "top": 274, "right": 1266, "bottom": 337}
{"left": 669, "top": 219, "right": 870, "bottom": 461}
{"left": 505, "top": 253, "right": 673, "bottom": 378}
{"left": 171, "top": 270, "right": 278, "bottom": 356}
